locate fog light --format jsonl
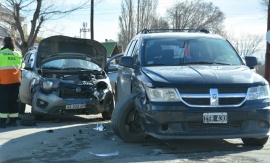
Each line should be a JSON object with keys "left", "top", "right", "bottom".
{"left": 258, "top": 121, "right": 267, "bottom": 128}
{"left": 161, "top": 123, "right": 169, "bottom": 131}
{"left": 39, "top": 100, "right": 44, "bottom": 105}
{"left": 36, "top": 98, "right": 49, "bottom": 109}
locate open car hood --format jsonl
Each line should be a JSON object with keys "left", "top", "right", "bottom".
{"left": 36, "top": 35, "right": 107, "bottom": 68}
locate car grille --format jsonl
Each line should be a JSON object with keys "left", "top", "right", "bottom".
{"left": 60, "top": 89, "right": 92, "bottom": 98}
{"left": 187, "top": 121, "right": 242, "bottom": 132}
{"left": 177, "top": 86, "right": 248, "bottom": 107}
{"left": 169, "top": 121, "right": 242, "bottom": 133}
{"left": 182, "top": 97, "right": 245, "bottom": 105}
{"left": 59, "top": 83, "right": 95, "bottom": 98}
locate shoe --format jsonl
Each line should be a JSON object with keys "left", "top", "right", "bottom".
{"left": 6, "top": 121, "right": 17, "bottom": 127}
{"left": 0, "top": 123, "right": 6, "bottom": 128}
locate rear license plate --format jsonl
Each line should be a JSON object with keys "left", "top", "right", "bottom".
{"left": 66, "top": 103, "right": 86, "bottom": 109}
{"left": 203, "top": 112, "right": 227, "bottom": 124}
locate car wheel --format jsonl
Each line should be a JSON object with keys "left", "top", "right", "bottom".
{"left": 34, "top": 114, "right": 45, "bottom": 121}
{"left": 241, "top": 136, "right": 269, "bottom": 146}
{"left": 111, "top": 93, "right": 145, "bottom": 143}
{"left": 18, "top": 101, "right": 26, "bottom": 114}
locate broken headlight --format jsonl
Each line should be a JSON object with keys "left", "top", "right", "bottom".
{"left": 145, "top": 87, "right": 180, "bottom": 102}
{"left": 40, "top": 78, "right": 60, "bottom": 92}
{"left": 247, "top": 85, "right": 270, "bottom": 100}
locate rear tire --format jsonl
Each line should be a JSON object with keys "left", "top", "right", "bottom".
{"left": 242, "top": 136, "right": 269, "bottom": 146}
{"left": 111, "top": 93, "right": 145, "bottom": 143}
{"left": 18, "top": 101, "right": 26, "bottom": 114}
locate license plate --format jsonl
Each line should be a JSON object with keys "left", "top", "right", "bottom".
{"left": 66, "top": 103, "right": 86, "bottom": 109}
{"left": 203, "top": 112, "right": 227, "bottom": 124}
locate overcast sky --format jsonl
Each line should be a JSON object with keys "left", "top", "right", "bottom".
{"left": 39, "top": 0, "right": 267, "bottom": 43}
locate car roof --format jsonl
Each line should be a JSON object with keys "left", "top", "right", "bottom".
{"left": 135, "top": 29, "right": 225, "bottom": 40}
{"left": 139, "top": 32, "right": 225, "bottom": 40}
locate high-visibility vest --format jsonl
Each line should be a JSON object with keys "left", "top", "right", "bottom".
{"left": 0, "top": 48, "right": 22, "bottom": 84}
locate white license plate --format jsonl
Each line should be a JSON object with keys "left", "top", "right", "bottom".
{"left": 203, "top": 112, "right": 227, "bottom": 124}
{"left": 66, "top": 103, "right": 86, "bottom": 109}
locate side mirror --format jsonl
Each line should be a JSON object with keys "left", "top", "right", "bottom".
{"left": 107, "top": 65, "right": 119, "bottom": 72}
{"left": 245, "top": 56, "right": 258, "bottom": 69}
{"left": 119, "top": 56, "right": 136, "bottom": 68}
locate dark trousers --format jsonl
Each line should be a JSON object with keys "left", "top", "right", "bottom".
{"left": 0, "top": 83, "right": 20, "bottom": 123}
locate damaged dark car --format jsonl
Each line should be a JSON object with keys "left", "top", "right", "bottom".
{"left": 18, "top": 35, "right": 114, "bottom": 119}
{"left": 111, "top": 29, "right": 270, "bottom": 146}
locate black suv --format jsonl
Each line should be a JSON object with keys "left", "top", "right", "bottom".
{"left": 111, "top": 29, "right": 270, "bottom": 146}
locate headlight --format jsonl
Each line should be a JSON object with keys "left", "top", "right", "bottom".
{"left": 145, "top": 87, "right": 180, "bottom": 102}
{"left": 40, "top": 78, "right": 59, "bottom": 91}
{"left": 247, "top": 85, "right": 270, "bottom": 100}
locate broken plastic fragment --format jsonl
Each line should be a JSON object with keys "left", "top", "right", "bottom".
{"left": 47, "top": 129, "right": 53, "bottom": 133}
{"left": 89, "top": 151, "right": 119, "bottom": 157}
{"left": 93, "top": 124, "right": 106, "bottom": 131}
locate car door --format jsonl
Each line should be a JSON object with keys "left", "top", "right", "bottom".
{"left": 19, "top": 51, "right": 38, "bottom": 105}
{"left": 116, "top": 39, "right": 138, "bottom": 102}
{"left": 105, "top": 53, "right": 124, "bottom": 92}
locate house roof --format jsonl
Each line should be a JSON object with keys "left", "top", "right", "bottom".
{"left": 101, "top": 42, "right": 118, "bottom": 57}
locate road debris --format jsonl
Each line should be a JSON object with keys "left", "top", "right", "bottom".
{"left": 89, "top": 151, "right": 119, "bottom": 157}
{"left": 93, "top": 124, "right": 106, "bottom": 131}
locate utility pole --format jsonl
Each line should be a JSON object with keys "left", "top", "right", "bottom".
{"left": 265, "top": 0, "right": 270, "bottom": 82}
{"left": 80, "top": 22, "right": 90, "bottom": 38}
{"left": 137, "top": 0, "right": 140, "bottom": 32}
{"left": 90, "top": 0, "right": 94, "bottom": 40}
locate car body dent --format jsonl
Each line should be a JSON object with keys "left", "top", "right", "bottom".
{"left": 19, "top": 36, "right": 114, "bottom": 118}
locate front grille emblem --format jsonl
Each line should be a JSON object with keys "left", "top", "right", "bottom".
{"left": 76, "top": 87, "right": 81, "bottom": 92}
{"left": 210, "top": 89, "right": 219, "bottom": 106}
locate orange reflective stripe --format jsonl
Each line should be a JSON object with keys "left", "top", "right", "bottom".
{"left": 0, "top": 69, "right": 21, "bottom": 84}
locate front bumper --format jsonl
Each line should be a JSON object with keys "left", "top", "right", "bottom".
{"left": 138, "top": 100, "right": 270, "bottom": 139}
{"left": 32, "top": 88, "right": 112, "bottom": 116}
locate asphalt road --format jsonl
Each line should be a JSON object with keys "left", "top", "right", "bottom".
{"left": 0, "top": 106, "right": 269, "bottom": 163}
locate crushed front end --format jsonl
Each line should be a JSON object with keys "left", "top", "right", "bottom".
{"left": 32, "top": 70, "right": 113, "bottom": 116}
{"left": 136, "top": 84, "right": 270, "bottom": 140}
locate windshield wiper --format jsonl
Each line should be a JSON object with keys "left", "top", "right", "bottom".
{"left": 63, "top": 67, "right": 91, "bottom": 71}
{"left": 42, "top": 66, "right": 62, "bottom": 69}
{"left": 182, "top": 61, "right": 231, "bottom": 65}
{"left": 146, "top": 63, "right": 165, "bottom": 66}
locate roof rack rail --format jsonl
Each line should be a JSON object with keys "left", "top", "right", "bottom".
{"left": 137, "top": 28, "right": 210, "bottom": 34}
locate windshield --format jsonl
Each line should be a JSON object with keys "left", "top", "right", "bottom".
{"left": 142, "top": 37, "right": 243, "bottom": 66}
{"left": 42, "top": 59, "right": 101, "bottom": 71}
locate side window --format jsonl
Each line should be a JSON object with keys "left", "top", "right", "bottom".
{"left": 23, "top": 52, "right": 31, "bottom": 64}
{"left": 126, "top": 40, "right": 137, "bottom": 56}
{"left": 132, "top": 41, "right": 140, "bottom": 62}
{"left": 23, "top": 51, "right": 35, "bottom": 68}
{"left": 29, "top": 52, "right": 35, "bottom": 67}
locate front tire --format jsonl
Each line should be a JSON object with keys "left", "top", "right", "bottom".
{"left": 111, "top": 93, "right": 145, "bottom": 143}
{"left": 242, "top": 136, "right": 269, "bottom": 146}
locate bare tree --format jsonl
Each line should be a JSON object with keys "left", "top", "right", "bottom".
{"left": 137, "top": 0, "right": 158, "bottom": 31}
{"left": 229, "top": 33, "right": 264, "bottom": 57}
{"left": 118, "top": 0, "right": 136, "bottom": 49}
{"left": 166, "top": 0, "right": 225, "bottom": 34}
{"left": 118, "top": 0, "right": 158, "bottom": 49}
{"left": 150, "top": 17, "right": 169, "bottom": 29}
{"left": 260, "top": 0, "right": 268, "bottom": 11}
{"left": 0, "top": 0, "right": 88, "bottom": 55}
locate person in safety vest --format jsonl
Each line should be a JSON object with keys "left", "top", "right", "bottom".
{"left": 0, "top": 37, "right": 22, "bottom": 128}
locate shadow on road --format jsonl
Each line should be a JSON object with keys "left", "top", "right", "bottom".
{"left": 0, "top": 114, "right": 266, "bottom": 163}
